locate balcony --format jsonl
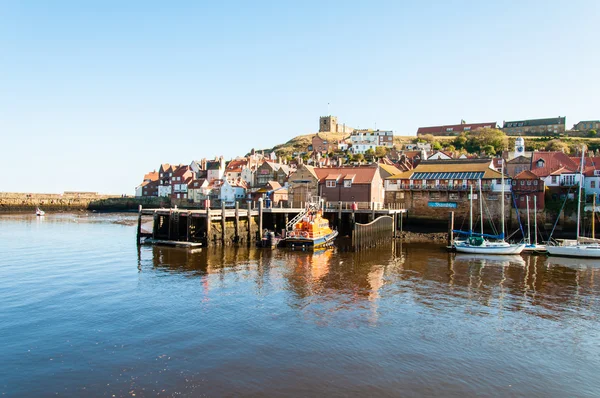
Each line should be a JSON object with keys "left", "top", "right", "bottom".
{"left": 387, "top": 184, "right": 512, "bottom": 192}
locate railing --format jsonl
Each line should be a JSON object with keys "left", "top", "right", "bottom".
{"left": 386, "top": 184, "right": 511, "bottom": 192}
{"left": 352, "top": 216, "right": 394, "bottom": 251}
{"left": 325, "top": 201, "right": 384, "bottom": 210}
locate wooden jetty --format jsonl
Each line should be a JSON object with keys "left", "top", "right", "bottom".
{"left": 137, "top": 200, "right": 406, "bottom": 249}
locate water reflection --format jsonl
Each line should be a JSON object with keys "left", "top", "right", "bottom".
{"left": 140, "top": 242, "right": 600, "bottom": 325}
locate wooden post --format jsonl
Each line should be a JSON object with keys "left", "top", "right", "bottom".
{"left": 371, "top": 202, "right": 375, "bottom": 222}
{"left": 258, "top": 199, "right": 264, "bottom": 240}
{"left": 247, "top": 201, "right": 252, "bottom": 243}
{"left": 221, "top": 202, "right": 226, "bottom": 244}
{"left": 448, "top": 211, "right": 454, "bottom": 248}
{"left": 152, "top": 211, "right": 158, "bottom": 239}
{"left": 137, "top": 205, "right": 142, "bottom": 245}
{"left": 393, "top": 212, "right": 397, "bottom": 239}
{"left": 399, "top": 211, "right": 403, "bottom": 235}
{"left": 206, "top": 210, "right": 212, "bottom": 247}
{"left": 234, "top": 201, "right": 240, "bottom": 243}
{"left": 186, "top": 211, "right": 191, "bottom": 242}
{"left": 338, "top": 201, "right": 342, "bottom": 230}
{"left": 168, "top": 210, "right": 172, "bottom": 240}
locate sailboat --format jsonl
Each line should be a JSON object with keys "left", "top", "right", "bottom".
{"left": 522, "top": 195, "right": 547, "bottom": 253}
{"left": 547, "top": 148, "right": 600, "bottom": 258}
{"left": 454, "top": 162, "right": 525, "bottom": 255}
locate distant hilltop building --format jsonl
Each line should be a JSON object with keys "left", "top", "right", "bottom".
{"left": 502, "top": 117, "right": 565, "bottom": 136}
{"left": 573, "top": 120, "right": 600, "bottom": 133}
{"left": 416, "top": 121, "right": 497, "bottom": 136}
{"left": 319, "top": 115, "right": 354, "bottom": 134}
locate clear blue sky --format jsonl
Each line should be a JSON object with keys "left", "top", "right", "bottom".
{"left": 1, "top": 1, "right": 599, "bottom": 194}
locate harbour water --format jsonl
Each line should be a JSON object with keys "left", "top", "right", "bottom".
{"left": 1, "top": 213, "right": 599, "bottom": 397}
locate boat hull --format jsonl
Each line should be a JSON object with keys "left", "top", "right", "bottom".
{"left": 281, "top": 230, "right": 338, "bottom": 249}
{"left": 547, "top": 245, "right": 600, "bottom": 258}
{"left": 522, "top": 244, "right": 547, "bottom": 254}
{"left": 455, "top": 243, "right": 525, "bottom": 255}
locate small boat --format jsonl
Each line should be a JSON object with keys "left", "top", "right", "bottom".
{"left": 521, "top": 195, "right": 547, "bottom": 254}
{"left": 454, "top": 167, "right": 524, "bottom": 255}
{"left": 281, "top": 200, "right": 338, "bottom": 250}
{"left": 256, "top": 230, "right": 281, "bottom": 249}
{"left": 35, "top": 208, "right": 45, "bottom": 216}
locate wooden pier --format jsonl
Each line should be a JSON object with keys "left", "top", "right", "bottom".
{"left": 137, "top": 201, "right": 406, "bottom": 248}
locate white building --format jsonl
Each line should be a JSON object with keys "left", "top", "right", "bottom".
{"left": 220, "top": 179, "right": 248, "bottom": 207}
{"left": 350, "top": 130, "right": 394, "bottom": 154}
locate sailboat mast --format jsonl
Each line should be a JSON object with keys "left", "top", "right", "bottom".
{"left": 534, "top": 195, "right": 538, "bottom": 246}
{"left": 479, "top": 179, "right": 484, "bottom": 235}
{"left": 526, "top": 195, "right": 531, "bottom": 245}
{"left": 469, "top": 184, "right": 473, "bottom": 234}
{"left": 501, "top": 159, "right": 505, "bottom": 239}
{"left": 576, "top": 147, "right": 585, "bottom": 240}
{"left": 593, "top": 193, "right": 596, "bottom": 239}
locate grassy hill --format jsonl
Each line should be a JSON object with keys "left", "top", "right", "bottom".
{"left": 257, "top": 132, "right": 600, "bottom": 158}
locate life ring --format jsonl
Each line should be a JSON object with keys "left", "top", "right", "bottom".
{"left": 302, "top": 232, "right": 308, "bottom": 238}
{"left": 289, "top": 232, "right": 295, "bottom": 237}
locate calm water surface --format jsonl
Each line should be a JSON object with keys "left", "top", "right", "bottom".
{"left": 1, "top": 213, "right": 600, "bottom": 397}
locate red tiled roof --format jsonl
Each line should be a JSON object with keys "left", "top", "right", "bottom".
{"left": 314, "top": 166, "right": 378, "bottom": 184}
{"left": 417, "top": 122, "right": 496, "bottom": 135}
{"left": 143, "top": 171, "right": 159, "bottom": 181}
{"left": 514, "top": 170, "right": 540, "bottom": 180}
{"left": 531, "top": 151, "right": 578, "bottom": 172}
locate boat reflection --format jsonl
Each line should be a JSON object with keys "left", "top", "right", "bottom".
{"left": 453, "top": 253, "right": 526, "bottom": 267}
{"left": 546, "top": 256, "right": 600, "bottom": 269}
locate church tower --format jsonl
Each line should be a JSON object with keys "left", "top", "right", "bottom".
{"left": 319, "top": 116, "right": 338, "bottom": 133}
{"left": 514, "top": 136, "right": 525, "bottom": 158}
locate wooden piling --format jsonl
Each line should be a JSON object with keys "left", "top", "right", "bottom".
{"left": 258, "top": 199, "right": 264, "bottom": 240}
{"left": 206, "top": 209, "right": 212, "bottom": 247}
{"left": 186, "top": 211, "right": 191, "bottom": 242}
{"left": 152, "top": 211, "right": 158, "bottom": 239}
{"left": 393, "top": 212, "right": 397, "bottom": 239}
{"left": 448, "top": 211, "right": 454, "bottom": 248}
{"left": 247, "top": 201, "right": 252, "bottom": 243}
{"left": 338, "top": 201, "right": 342, "bottom": 230}
{"left": 137, "top": 205, "right": 142, "bottom": 245}
{"left": 234, "top": 201, "right": 240, "bottom": 243}
{"left": 221, "top": 202, "right": 226, "bottom": 244}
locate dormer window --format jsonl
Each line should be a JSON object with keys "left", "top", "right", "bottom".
{"left": 536, "top": 159, "right": 545, "bottom": 168}
{"left": 326, "top": 180, "right": 336, "bottom": 188}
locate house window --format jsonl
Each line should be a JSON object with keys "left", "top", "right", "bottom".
{"left": 551, "top": 176, "right": 558, "bottom": 183}
{"left": 592, "top": 181, "right": 596, "bottom": 189}
{"left": 344, "top": 180, "right": 352, "bottom": 188}
{"left": 521, "top": 181, "right": 525, "bottom": 185}
{"left": 527, "top": 181, "right": 531, "bottom": 186}
{"left": 512, "top": 181, "right": 516, "bottom": 186}
{"left": 326, "top": 180, "right": 336, "bottom": 188}
{"left": 536, "top": 160, "right": 545, "bottom": 168}
{"left": 534, "top": 181, "right": 538, "bottom": 185}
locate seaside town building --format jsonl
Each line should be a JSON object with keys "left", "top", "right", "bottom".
{"left": 511, "top": 170, "right": 545, "bottom": 209}
{"left": 171, "top": 165, "right": 194, "bottom": 199}
{"left": 315, "top": 165, "right": 384, "bottom": 205}
{"left": 187, "top": 178, "right": 210, "bottom": 204}
{"left": 220, "top": 178, "right": 249, "bottom": 207}
{"left": 349, "top": 129, "right": 394, "bottom": 154}
{"left": 502, "top": 117, "right": 566, "bottom": 136}
{"left": 416, "top": 121, "right": 497, "bottom": 136}
{"left": 135, "top": 171, "right": 159, "bottom": 197}
{"left": 384, "top": 159, "right": 511, "bottom": 219}
{"left": 158, "top": 163, "right": 177, "bottom": 197}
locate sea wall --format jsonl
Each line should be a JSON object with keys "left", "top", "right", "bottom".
{"left": 0, "top": 193, "right": 167, "bottom": 212}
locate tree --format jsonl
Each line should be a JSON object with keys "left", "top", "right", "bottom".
{"left": 375, "top": 146, "right": 388, "bottom": 159}
{"left": 588, "top": 129, "right": 597, "bottom": 137}
{"left": 545, "top": 139, "right": 570, "bottom": 153}
{"left": 353, "top": 153, "right": 364, "bottom": 163}
{"left": 417, "top": 134, "right": 436, "bottom": 144}
{"left": 482, "top": 145, "right": 496, "bottom": 156}
{"left": 365, "top": 148, "right": 375, "bottom": 159}
{"left": 432, "top": 141, "right": 443, "bottom": 151}
{"left": 465, "top": 128, "right": 508, "bottom": 155}
{"left": 445, "top": 144, "right": 456, "bottom": 152}
{"left": 453, "top": 134, "right": 468, "bottom": 149}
